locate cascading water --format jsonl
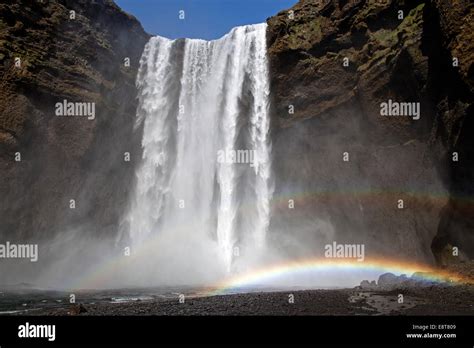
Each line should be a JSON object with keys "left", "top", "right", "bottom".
{"left": 123, "top": 23, "right": 273, "bottom": 276}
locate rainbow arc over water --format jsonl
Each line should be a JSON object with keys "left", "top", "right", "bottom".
{"left": 203, "top": 257, "right": 474, "bottom": 296}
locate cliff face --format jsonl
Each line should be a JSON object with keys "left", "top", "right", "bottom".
{"left": 0, "top": 0, "right": 149, "bottom": 242}
{"left": 267, "top": 0, "right": 473, "bottom": 264}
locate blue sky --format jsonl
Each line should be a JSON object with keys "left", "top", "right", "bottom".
{"left": 114, "top": 0, "right": 298, "bottom": 40}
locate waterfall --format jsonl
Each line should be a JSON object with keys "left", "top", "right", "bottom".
{"left": 124, "top": 23, "right": 273, "bottom": 274}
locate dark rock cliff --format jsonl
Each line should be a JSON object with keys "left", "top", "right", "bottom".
{"left": 0, "top": 0, "right": 149, "bottom": 244}
{"left": 267, "top": 0, "right": 473, "bottom": 264}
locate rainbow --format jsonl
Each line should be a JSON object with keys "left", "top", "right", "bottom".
{"left": 203, "top": 257, "right": 474, "bottom": 296}
{"left": 70, "top": 185, "right": 473, "bottom": 290}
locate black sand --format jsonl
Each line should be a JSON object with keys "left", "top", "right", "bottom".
{"left": 11, "top": 285, "right": 473, "bottom": 316}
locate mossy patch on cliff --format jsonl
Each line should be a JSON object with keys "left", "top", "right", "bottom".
{"left": 286, "top": 17, "right": 329, "bottom": 50}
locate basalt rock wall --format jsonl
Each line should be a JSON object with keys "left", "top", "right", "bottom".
{"left": 266, "top": 0, "right": 473, "bottom": 264}
{"left": 0, "top": 0, "right": 149, "bottom": 245}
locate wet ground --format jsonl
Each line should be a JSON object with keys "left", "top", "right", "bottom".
{"left": 1, "top": 284, "right": 472, "bottom": 316}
